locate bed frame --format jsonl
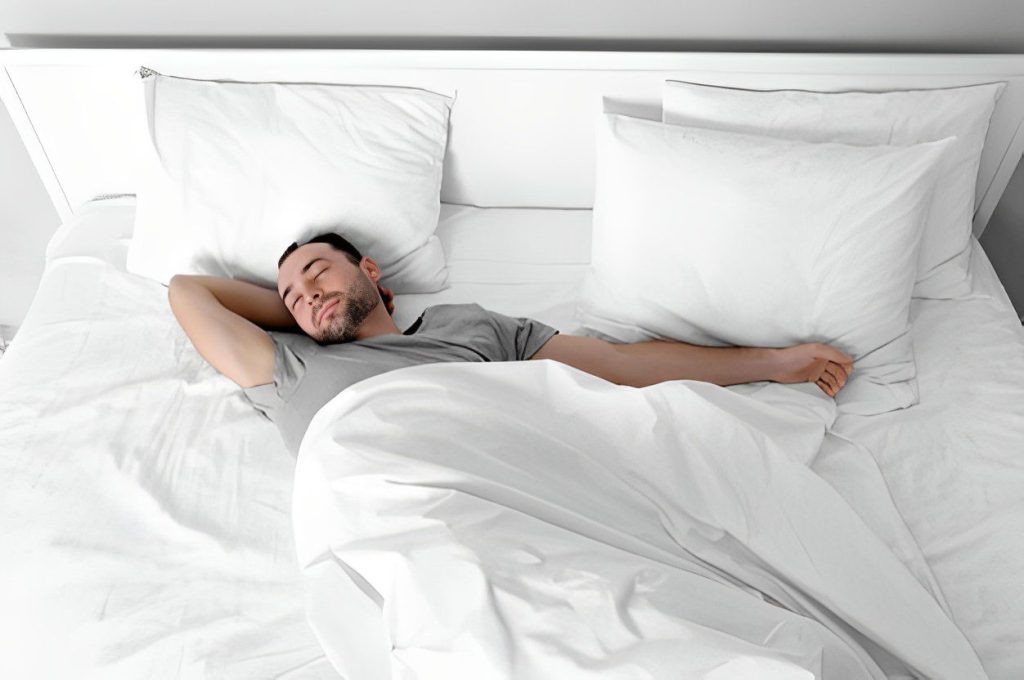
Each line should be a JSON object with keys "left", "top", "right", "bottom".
{"left": 1, "top": 49, "right": 1023, "bottom": 237}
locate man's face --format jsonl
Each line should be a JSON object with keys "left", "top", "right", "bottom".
{"left": 277, "top": 243, "right": 381, "bottom": 344}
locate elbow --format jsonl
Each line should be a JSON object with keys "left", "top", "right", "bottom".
{"left": 168, "top": 274, "right": 186, "bottom": 295}
{"left": 168, "top": 274, "right": 201, "bottom": 296}
{"left": 167, "top": 274, "right": 197, "bottom": 309}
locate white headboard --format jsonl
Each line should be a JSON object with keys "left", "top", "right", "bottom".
{"left": 2, "top": 49, "right": 1024, "bottom": 237}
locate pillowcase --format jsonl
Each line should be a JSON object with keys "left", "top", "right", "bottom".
{"left": 127, "top": 68, "right": 454, "bottom": 293}
{"left": 661, "top": 79, "right": 1005, "bottom": 300}
{"left": 575, "top": 113, "right": 955, "bottom": 416}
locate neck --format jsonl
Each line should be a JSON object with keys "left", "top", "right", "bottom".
{"left": 353, "top": 305, "right": 402, "bottom": 341}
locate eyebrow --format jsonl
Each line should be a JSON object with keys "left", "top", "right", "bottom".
{"left": 281, "top": 257, "right": 328, "bottom": 304}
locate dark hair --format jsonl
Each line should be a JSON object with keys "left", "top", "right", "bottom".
{"left": 278, "top": 232, "right": 363, "bottom": 269}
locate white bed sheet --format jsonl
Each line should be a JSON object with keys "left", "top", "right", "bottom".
{"left": 0, "top": 199, "right": 340, "bottom": 679}
{"left": 0, "top": 196, "right": 1020, "bottom": 679}
{"left": 831, "top": 244, "right": 1024, "bottom": 680}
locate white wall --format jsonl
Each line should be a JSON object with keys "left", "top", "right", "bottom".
{"left": 1, "top": 0, "right": 1023, "bottom": 329}
{"left": 981, "top": 160, "right": 1024, "bottom": 318}
{"left": 0, "top": 96, "right": 60, "bottom": 331}
{"left": 3, "top": 0, "right": 1024, "bottom": 52}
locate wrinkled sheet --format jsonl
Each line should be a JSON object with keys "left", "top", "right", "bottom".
{"left": 293, "top": 360, "right": 987, "bottom": 680}
{"left": 0, "top": 203, "right": 338, "bottom": 679}
{"left": 832, "top": 240, "right": 1024, "bottom": 680}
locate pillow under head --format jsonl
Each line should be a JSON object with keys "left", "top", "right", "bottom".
{"left": 127, "top": 68, "right": 454, "bottom": 293}
{"left": 661, "top": 79, "right": 1005, "bottom": 300}
{"left": 575, "top": 113, "right": 956, "bottom": 415}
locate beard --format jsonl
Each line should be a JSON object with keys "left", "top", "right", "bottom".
{"left": 317, "top": 271, "right": 380, "bottom": 344}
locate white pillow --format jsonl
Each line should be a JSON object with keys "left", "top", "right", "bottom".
{"left": 127, "top": 69, "right": 454, "bottom": 293}
{"left": 661, "top": 79, "right": 1005, "bottom": 300}
{"left": 575, "top": 113, "right": 955, "bottom": 415}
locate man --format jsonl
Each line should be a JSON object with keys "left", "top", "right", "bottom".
{"left": 169, "top": 232, "right": 853, "bottom": 456}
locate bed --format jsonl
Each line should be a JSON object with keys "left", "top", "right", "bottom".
{"left": 0, "top": 49, "right": 1022, "bottom": 680}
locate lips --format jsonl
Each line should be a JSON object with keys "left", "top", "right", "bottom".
{"left": 317, "top": 299, "right": 340, "bottom": 326}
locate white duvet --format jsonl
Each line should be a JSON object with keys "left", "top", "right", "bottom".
{"left": 292, "top": 359, "right": 986, "bottom": 680}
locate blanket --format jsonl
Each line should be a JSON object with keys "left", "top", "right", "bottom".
{"left": 291, "top": 360, "right": 986, "bottom": 680}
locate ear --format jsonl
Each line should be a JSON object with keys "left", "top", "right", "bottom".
{"left": 361, "top": 257, "right": 382, "bottom": 281}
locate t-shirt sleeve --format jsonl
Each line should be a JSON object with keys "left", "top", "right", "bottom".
{"left": 480, "top": 306, "right": 560, "bottom": 361}
{"left": 241, "top": 332, "right": 307, "bottom": 422}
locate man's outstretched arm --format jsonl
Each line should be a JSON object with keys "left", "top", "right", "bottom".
{"left": 530, "top": 335, "right": 853, "bottom": 397}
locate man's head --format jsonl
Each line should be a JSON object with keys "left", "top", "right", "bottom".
{"left": 277, "top": 232, "right": 391, "bottom": 344}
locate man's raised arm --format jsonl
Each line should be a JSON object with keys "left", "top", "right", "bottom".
{"left": 167, "top": 275, "right": 297, "bottom": 388}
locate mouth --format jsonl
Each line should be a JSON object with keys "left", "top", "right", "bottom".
{"left": 317, "top": 299, "right": 340, "bottom": 326}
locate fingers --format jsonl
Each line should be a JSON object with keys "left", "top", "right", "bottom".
{"left": 817, "top": 371, "right": 838, "bottom": 395}
{"left": 807, "top": 358, "right": 828, "bottom": 383}
{"left": 818, "top": 343, "right": 854, "bottom": 372}
{"left": 815, "top": 361, "right": 849, "bottom": 397}
{"left": 377, "top": 285, "right": 396, "bottom": 314}
{"left": 816, "top": 378, "right": 835, "bottom": 397}
{"left": 808, "top": 360, "right": 833, "bottom": 397}
{"left": 823, "top": 363, "right": 845, "bottom": 388}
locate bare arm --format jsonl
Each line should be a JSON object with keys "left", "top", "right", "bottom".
{"left": 531, "top": 335, "right": 853, "bottom": 397}
{"left": 167, "top": 275, "right": 297, "bottom": 388}
{"left": 171, "top": 275, "right": 298, "bottom": 330}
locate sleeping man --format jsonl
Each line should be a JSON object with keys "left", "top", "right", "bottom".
{"left": 168, "top": 232, "right": 854, "bottom": 456}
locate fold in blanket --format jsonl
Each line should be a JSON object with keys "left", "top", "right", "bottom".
{"left": 292, "top": 360, "right": 986, "bottom": 680}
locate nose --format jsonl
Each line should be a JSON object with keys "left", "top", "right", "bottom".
{"left": 301, "top": 282, "right": 323, "bottom": 304}
{"left": 296, "top": 288, "right": 322, "bottom": 318}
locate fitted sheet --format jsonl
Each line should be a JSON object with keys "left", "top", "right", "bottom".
{"left": 0, "top": 196, "right": 1020, "bottom": 679}
{"left": 831, "top": 244, "right": 1024, "bottom": 680}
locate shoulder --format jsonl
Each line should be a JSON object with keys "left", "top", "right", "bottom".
{"left": 426, "top": 302, "right": 488, "bottom": 319}
{"left": 430, "top": 302, "right": 485, "bottom": 312}
{"left": 415, "top": 303, "right": 496, "bottom": 335}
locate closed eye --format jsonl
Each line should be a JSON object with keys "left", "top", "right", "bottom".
{"left": 290, "top": 269, "right": 328, "bottom": 310}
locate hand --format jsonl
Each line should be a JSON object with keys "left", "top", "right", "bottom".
{"left": 377, "top": 284, "right": 396, "bottom": 316}
{"left": 771, "top": 342, "right": 854, "bottom": 398}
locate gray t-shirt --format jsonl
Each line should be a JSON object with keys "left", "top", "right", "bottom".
{"left": 243, "top": 302, "right": 560, "bottom": 456}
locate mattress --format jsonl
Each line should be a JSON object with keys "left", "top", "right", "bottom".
{"left": 0, "top": 196, "right": 1021, "bottom": 679}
